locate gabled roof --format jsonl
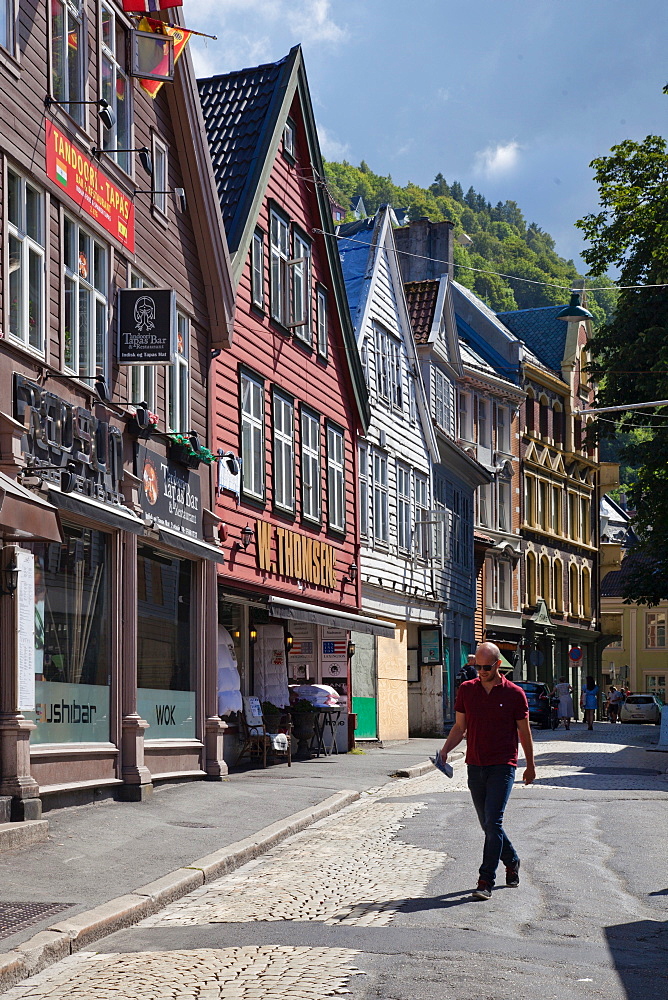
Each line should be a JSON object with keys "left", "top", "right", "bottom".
{"left": 404, "top": 280, "right": 440, "bottom": 344}
{"left": 197, "top": 46, "right": 370, "bottom": 429}
{"left": 338, "top": 207, "right": 439, "bottom": 463}
{"left": 164, "top": 11, "right": 235, "bottom": 348}
{"left": 496, "top": 305, "right": 569, "bottom": 375}
{"left": 601, "top": 549, "right": 652, "bottom": 598}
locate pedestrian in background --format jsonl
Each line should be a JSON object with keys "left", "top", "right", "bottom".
{"left": 581, "top": 676, "right": 599, "bottom": 730}
{"left": 552, "top": 677, "right": 574, "bottom": 730}
{"left": 606, "top": 686, "right": 623, "bottom": 723}
{"left": 437, "top": 641, "right": 535, "bottom": 901}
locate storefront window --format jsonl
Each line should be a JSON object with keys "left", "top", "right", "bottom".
{"left": 136, "top": 545, "right": 195, "bottom": 739}
{"left": 28, "top": 525, "right": 111, "bottom": 744}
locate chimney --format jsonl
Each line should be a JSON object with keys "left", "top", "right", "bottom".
{"left": 394, "top": 217, "right": 454, "bottom": 283}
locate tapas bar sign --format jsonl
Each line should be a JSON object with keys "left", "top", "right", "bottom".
{"left": 118, "top": 288, "right": 176, "bottom": 364}
{"left": 45, "top": 121, "right": 135, "bottom": 253}
{"left": 255, "top": 520, "right": 337, "bottom": 589}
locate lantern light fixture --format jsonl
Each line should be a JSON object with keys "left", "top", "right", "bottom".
{"left": 0, "top": 553, "right": 19, "bottom": 597}
{"left": 556, "top": 291, "right": 594, "bottom": 323}
{"left": 249, "top": 626, "right": 258, "bottom": 645}
{"left": 347, "top": 640, "right": 356, "bottom": 659}
{"left": 90, "top": 144, "right": 153, "bottom": 177}
{"left": 240, "top": 524, "right": 254, "bottom": 550}
{"left": 344, "top": 561, "right": 358, "bottom": 584}
{"left": 285, "top": 632, "right": 294, "bottom": 652}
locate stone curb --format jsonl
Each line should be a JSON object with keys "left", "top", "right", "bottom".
{"left": 0, "top": 788, "right": 360, "bottom": 993}
{"left": 0, "top": 821, "right": 49, "bottom": 853}
{"left": 392, "top": 750, "right": 466, "bottom": 779}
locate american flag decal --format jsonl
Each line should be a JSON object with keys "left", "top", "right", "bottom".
{"left": 323, "top": 641, "right": 347, "bottom": 656}
{"left": 290, "top": 641, "right": 313, "bottom": 656}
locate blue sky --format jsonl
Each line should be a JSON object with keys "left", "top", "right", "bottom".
{"left": 183, "top": 0, "right": 667, "bottom": 269}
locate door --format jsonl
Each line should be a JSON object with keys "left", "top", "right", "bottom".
{"left": 350, "top": 630, "right": 377, "bottom": 738}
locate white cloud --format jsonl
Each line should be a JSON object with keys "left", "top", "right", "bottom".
{"left": 473, "top": 141, "right": 522, "bottom": 178}
{"left": 287, "top": 1, "right": 346, "bottom": 44}
{"left": 317, "top": 124, "right": 350, "bottom": 161}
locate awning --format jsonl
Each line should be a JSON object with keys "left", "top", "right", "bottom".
{"left": 499, "top": 653, "right": 516, "bottom": 674}
{"left": 48, "top": 489, "right": 144, "bottom": 535}
{"left": 157, "top": 526, "right": 224, "bottom": 563}
{"left": 0, "top": 473, "right": 62, "bottom": 543}
{"left": 267, "top": 596, "right": 395, "bottom": 638}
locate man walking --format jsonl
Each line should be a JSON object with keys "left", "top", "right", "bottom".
{"left": 437, "top": 641, "right": 535, "bottom": 900}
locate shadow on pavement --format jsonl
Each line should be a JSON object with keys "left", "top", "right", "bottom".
{"left": 605, "top": 919, "right": 668, "bottom": 999}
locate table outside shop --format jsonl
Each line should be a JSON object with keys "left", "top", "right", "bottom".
{"left": 310, "top": 707, "right": 341, "bottom": 756}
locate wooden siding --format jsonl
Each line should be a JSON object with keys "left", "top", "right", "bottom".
{"left": 212, "top": 91, "right": 361, "bottom": 610}
{"left": 0, "top": 0, "right": 217, "bottom": 511}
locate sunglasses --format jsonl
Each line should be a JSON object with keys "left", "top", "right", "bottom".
{"left": 476, "top": 664, "right": 495, "bottom": 671}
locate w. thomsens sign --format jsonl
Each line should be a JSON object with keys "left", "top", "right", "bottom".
{"left": 255, "top": 520, "right": 337, "bottom": 589}
{"left": 45, "top": 121, "right": 136, "bottom": 252}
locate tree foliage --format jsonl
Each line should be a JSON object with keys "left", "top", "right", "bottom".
{"left": 324, "top": 158, "right": 615, "bottom": 322}
{"left": 577, "top": 126, "right": 668, "bottom": 604}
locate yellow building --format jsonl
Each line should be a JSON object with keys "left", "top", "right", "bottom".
{"left": 600, "top": 542, "right": 667, "bottom": 702}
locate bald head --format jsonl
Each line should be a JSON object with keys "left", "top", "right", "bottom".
{"left": 476, "top": 641, "right": 500, "bottom": 666}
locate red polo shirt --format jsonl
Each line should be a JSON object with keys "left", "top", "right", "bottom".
{"left": 454, "top": 675, "right": 529, "bottom": 767}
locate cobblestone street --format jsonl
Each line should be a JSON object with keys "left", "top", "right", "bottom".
{"left": 3, "top": 725, "right": 667, "bottom": 1000}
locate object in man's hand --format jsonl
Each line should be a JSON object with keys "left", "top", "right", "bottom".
{"left": 431, "top": 754, "right": 453, "bottom": 778}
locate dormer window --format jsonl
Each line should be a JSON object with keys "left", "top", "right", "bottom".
{"left": 283, "top": 119, "right": 295, "bottom": 160}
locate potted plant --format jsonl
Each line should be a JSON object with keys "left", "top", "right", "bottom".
{"left": 290, "top": 698, "right": 316, "bottom": 756}
{"left": 168, "top": 433, "right": 202, "bottom": 469}
{"left": 127, "top": 404, "right": 159, "bottom": 437}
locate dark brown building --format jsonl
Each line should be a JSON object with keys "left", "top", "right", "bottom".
{"left": 0, "top": 1, "right": 234, "bottom": 820}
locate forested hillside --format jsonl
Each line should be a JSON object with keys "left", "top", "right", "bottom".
{"left": 324, "top": 160, "right": 616, "bottom": 326}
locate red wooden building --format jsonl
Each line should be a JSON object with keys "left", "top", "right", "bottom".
{"left": 198, "top": 48, "right": 393, "bottom": 749}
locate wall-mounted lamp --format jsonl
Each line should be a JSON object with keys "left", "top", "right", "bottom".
{"left": 343, "top": 561, "right": 358, "bottom": 584}
{"left": 188, "top": 430, "right": 201, "bottom": 454}
{"left": 285, "top": 632, "right": 294, "bottom": 652}
{"left": 44, "top": 95, "right": 116, "bottom": 130}
{"left": 20, "top": 463, "right": 78, "bottom": 494}
{"left": 249, "top": 626, "right": 258, "bottom": 645}
{"left": 0, "top": 553, "right": 19, "bottom": 597}
{"left": 347, "top": 640, "right": 356, "bottom": 659}
{"left": 91, "top": 144, "right": 153, "bottom": 177}
{"left": 231, "top": 629, "right": 240, "bottom": 643}
{"left": 240, "top": 524, "right": 254, "bottom": 550}
{"left": 41, "top": 371, "right": 111, "bottom": 404}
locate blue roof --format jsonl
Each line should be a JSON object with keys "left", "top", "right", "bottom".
{"left": 337, "top": 218, "right": 376, "bottom": 321}
{"left": 496, "top": 305, "right": 568, "bottom": 374}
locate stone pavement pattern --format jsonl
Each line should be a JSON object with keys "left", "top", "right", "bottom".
{"left": 3, "top": 724, "right": 667, "bottom": 1000}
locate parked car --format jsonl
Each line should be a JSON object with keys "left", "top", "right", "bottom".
{"left": 515, "top": 681, "right": 552, "bottom": 728}
{"left": 619, "top": 694, "right": 663, "bottom": 725}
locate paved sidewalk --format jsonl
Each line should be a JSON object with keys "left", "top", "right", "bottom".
{"left": 0, "top": 738, "right": 445, "bottom": 953}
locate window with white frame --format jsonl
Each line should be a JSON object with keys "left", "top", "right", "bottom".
{"left": 291, "top": 231, "right": 311, "bottom": 343}
{"left": 316, "top": 286, "right": 328, "bottom": 358}
{"left": 128, "top": 272, "right": 156, "bottom": 412}
{"left": 1, "top": 0, "right": 15, "bottom": 51}
{"left": 326, "top": 424, "right": 345, "bottom": 532}
{"left": 498, "top": 480, "right": 510, "bottom": 532}
{"left": 374, "top": 325, "right": 390, "bottom": 401}
{"left": 51, "top": 0, "right": 84, "bottom": 124}
{"left": 389, "top": 337, "right": 402, "bottom": 409}
{"left": 373, "top": 452, "right": 389, "bottom": 544}
{"left": 409, "top": 377, "right": 417, "bottom": 424}
{"left": 459, "top": 391, "right": 472, "bottom": 440}
{"left": 358, "top": 442, "right": 369, "bottom": 537}
{"left": 7, "top": 169, "right": 45, "bottom": 353}
{"left": 646, "top": 612, "right": 666, "bottom": 648}
{"left": 479, "top": 481, "right": 492, "bottom": 528}
{"left": 270, "top": 209, "right": 289, "bottom": 325}
{"left": 64, "top": 216, "right": 108, "bottom": 377}
{"left": 414, "top": 473, "right": 429, "bottom": 558}
{"left": 301, "top": 408, "right": 320, "bottom": 522}
{"left": 397, "top": 464, "right": 411, "bottom": 551}
{"left": 498, "top": 559, "right": 510, "bottom": 609}
{"left": 361, "top": 339, "right": 370, "bottom": 386}
{"left": 101, "top": 3, "right": 131, "bottom": 173}
{"left": 251, "top": 230, "right": 264, "bottom": 310}
{"left": 240, "top": 371, "right": 264, "bottom": 500}
{"left": 282, "top": 119, "right": 295, "bottom": 159}
{"left": 168, "top": 312, "right": 189, "bottom": 433}
{"left": 152, "top": 137, "right": 168, "bottom": 216}
{"left": 433, "top": 367, "right": 450, "bottom": 431}
{"left": 273, "top": 393, "right": 294, "bottom": 512}
{"left": 497, "top": 405, "right": 510, "bottom": 454}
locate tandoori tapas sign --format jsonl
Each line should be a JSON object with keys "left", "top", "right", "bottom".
{"left": 45, "top": 121, "right": 135, "bottom": 253}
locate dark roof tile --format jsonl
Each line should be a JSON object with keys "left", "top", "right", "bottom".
{"left": 405, "top": 280, "right": 439, "bottom": 344}
{"left": 496, "top": 305, "right": 569, "bottom": 374}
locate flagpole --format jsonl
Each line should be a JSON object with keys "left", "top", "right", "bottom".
{"left": 131, "top": 14, "right": 217, "bottom": 39}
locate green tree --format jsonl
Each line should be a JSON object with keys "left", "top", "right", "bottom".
{"left": 576, "top": 127, "right": 668, "bottom": 603}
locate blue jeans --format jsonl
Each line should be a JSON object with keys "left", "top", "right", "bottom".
{"left": 467, "top": 764, "right": 519, "bottom": 885}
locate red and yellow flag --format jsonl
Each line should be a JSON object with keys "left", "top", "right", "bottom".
{"left": 138, "top": 16, "right": 192, "bottom": 99}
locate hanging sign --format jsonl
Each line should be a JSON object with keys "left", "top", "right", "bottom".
{"left": 45, "top": 122, "right": 135, "bottom": 253}
{"left": 140, "top": 448, "right": 202, "bottom": 539}
{"left": 118, "top": 288, "right": 176, "bottom": 364}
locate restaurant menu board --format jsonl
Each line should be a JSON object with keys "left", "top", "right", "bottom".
{"left": 45, "top": 122, "right": 135, "bottom": 253}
